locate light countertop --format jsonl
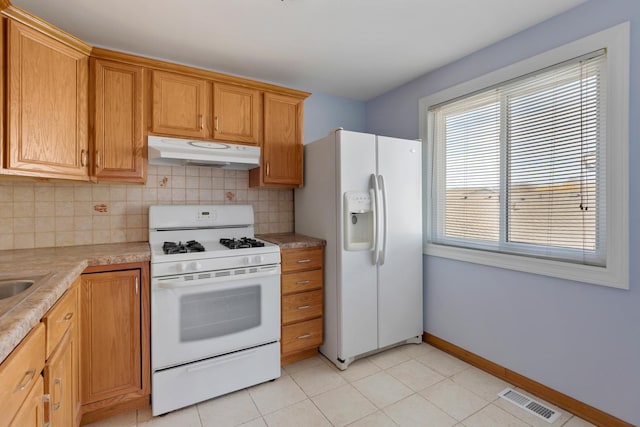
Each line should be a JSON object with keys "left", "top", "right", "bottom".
{"left": 257, "top": 233, "right": 326, "bottom": 249}
{"left": 0, "top": 242, "right": 150, "bottom": 364}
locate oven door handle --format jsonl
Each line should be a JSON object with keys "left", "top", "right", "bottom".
{"left": 154, "top": 266, "right": 280, "bottom": 289}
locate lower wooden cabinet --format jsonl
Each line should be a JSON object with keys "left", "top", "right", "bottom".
{"left": 42, "top": 281, "right": 80, "bottom": 427}
{"left": 0, "top": 323, "right": 45, "bottom": 427}
{"left": 9, "top": 376, "right": 45, "bottom": 427}
{"left": 44, "top": 330, "right": 75, "bottom": 427}
{"left": 280, "top": 246, "right": 324, "bottom": 365}
{"left": 80, "top": 262, "right": 150, "bottom": 424}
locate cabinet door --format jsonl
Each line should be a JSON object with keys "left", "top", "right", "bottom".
{"left": 151, "top": 70, "right": 207, "bottom": 138}
{"left": 213, "top": 83, "right": 261, "bottom": 145}
{"left": 81, "top": 269, "right": 141, "bottom": 404}
{"left": 252, "top": 93, "right": 303, "bottom": 187}
{"left": 44, "top": 330, "right": 75, "bottom": 427}
{"left": 92, "top": 58, "right": 145, "bottom": 182}
{"left": 9, "top": 376, "right": 44, "bottom": 427}
{"left": 0, "top": 324, "right": 45, "bottom": 427}
{"left": 6, "top": 20, "right": 89, "bottom": 180}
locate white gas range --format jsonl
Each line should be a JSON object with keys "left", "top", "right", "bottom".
{"left": 148, "top": 204, "right": 281, "bottom": 416}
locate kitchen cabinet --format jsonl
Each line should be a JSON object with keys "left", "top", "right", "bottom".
{"left": 42, "top": 281, "right": 80, "bottom": 427}
{"left": 4, "top": 17, "right": 90, "bottom": 180}
{"left": 213, "top": 82, "right": 261, "bottom": 145}
{"left": 249, "top": 92, "right": 304, "bottom": 188}
{"left": 151, "top": 70, "right": 262, "bottom": 146}
{"left": 80, "top": 262, "right": 150, "bottom": 425}
{"left": 0, "top": 323, "right": 45, "bottom": 427}
{"left": 44, "top": 330, "right": 75, "bottom": 427}
{"left": 280, "top": 246, "right": 324, "bottom": 365}
{"left": 9, "top": 376, "right": 45, "bottom": 427}
{"left": 151, "top": 70, "right": 208, "bottom": 139}
{"left": 91, "top": 58, "right": 146, "bottom": 183}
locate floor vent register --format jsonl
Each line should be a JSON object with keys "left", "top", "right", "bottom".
{"left": 498, "top": 388, "right": 561, "bottom": 423}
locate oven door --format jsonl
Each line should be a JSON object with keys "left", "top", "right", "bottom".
{"left": 151, "top": 264, "right": 280, "bottom": 371}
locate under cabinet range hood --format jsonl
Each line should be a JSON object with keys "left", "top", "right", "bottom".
{"left": 148, "top": 135, "right": 260, "bottom": 169}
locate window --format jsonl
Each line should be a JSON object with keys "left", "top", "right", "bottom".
{"left": 419, "top": 23, "right": 629, "bottom": 289}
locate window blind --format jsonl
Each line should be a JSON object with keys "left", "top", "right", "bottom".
{"left": 429, "top": 50, "right": 606, "bottom": 266}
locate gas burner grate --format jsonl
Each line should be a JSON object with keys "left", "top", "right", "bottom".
{"left": 219, "top": 237, "right": 265, "bottom": 249}
{"left": 163, "top": 240, "right": 206, "bottom": 254}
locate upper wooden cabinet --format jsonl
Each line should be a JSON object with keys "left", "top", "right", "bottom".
{"left": 213, "top": 82, "right": 261, "bottom": 145}
{"left": 4, "top": 19, "right": 90, "bottom": 180}
{"left": 250, "top": 93, "right": 304, "bottom": 188}
{"left": 151, "top": 70, "right": 208, "bottom": 139}
{"left": 91, "top": 58, "right": 145, "bottom": 183}
{"left": 150, "top": 70, "right": 262, "bottom": 146}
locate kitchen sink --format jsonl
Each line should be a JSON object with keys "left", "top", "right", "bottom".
{"left": 0, "top": 280, "right": 34, "bottom": 300}
{"left": 0, "top": 273, "right": 53, "bottom": 318}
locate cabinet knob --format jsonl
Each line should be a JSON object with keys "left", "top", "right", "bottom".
{"left": 199, "top": 114, "right": 204, "bottom": 130}
{"left": 95, "top": 150, "right": 101, "bottom": 169}
{"left": 266, "top": 161, "right": 270, "bottom": 176}
{"left": 214, "top": 116, "right": 219, "bottom": 131}
{"left": 80, "top": 149, "right": 88, "bottom": 167}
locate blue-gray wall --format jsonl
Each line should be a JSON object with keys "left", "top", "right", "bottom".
{"left": 365, "top": 0, "right": 639, "bottom": 424}
{"left": 304, "top": 92, "right": 366, "bottom": 143}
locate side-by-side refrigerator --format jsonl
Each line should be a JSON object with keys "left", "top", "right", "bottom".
{"left": 295, "top": 129, "right": 423, "bottom": 370}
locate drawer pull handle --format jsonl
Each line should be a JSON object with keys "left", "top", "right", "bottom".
{"left": 296, "top": 305, "right": 311, "bottom": 310}
{"left": 297, "top": 259, "right": 311, "bottom": 264}
{"left": 14, "top": 369, "right": 36, "bottom": 392}
{"left": 62, "top": 312, "right": 74, "bottom": 321}
{"left": 53, "top": 378, "right": 62, "bottom": 410}
{"left": 296, "top": 333, "right": 312, "bottom": 339}
{"left": 296, "top": 280, "right": 310, "bottom": 285}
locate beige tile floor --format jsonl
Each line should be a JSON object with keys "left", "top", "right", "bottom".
{"left": 86, "top": 343, "right": 596, "bottom": 427}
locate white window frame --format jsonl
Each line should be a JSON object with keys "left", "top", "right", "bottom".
{"left": 419, "top": 22, "right": 629, "bottom": 289}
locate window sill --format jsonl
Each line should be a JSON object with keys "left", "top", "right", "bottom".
{"left": 424, "top": 242, "right": 628, "bottom": 290}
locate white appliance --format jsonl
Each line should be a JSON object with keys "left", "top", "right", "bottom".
{"left": 148, "top": 205, "right": 280, "bottom": 415}
{"left": 295, "top": 129, "right": 423, "bottom": 370}
{"left": 148, "top": 135, "right": 260, "bottom": 169}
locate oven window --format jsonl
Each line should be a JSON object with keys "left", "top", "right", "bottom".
{"left": 180, "top": 285, "right": 261, "bottom": 342}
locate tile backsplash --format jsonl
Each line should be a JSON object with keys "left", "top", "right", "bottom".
{"left": 0, "top": 165, "right": 294, "bottom": 250}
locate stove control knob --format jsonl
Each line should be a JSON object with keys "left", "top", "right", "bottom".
{"left": 176, "top": 263, "right": 186, "bottom": 273}
{"left": 253, "top": 255, "right": 264, "bottom": 264}
{"left": 242, "top": 256, "right": 251, "bottom": 265}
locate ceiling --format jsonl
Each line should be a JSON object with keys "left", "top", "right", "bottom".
{"left": 12, "top": 0, "right": 587, "bottom": 101}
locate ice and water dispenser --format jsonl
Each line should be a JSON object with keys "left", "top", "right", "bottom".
{"left": 343, "top": 191, "right": 374, "bottom": 251}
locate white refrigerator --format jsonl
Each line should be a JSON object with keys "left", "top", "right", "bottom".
{"left": 295, "top": 129, "right": 423, "bottom": 370}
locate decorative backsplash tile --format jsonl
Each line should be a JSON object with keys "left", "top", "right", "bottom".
{"left": 0, "top": 165, "right": 294, "bottom": 250}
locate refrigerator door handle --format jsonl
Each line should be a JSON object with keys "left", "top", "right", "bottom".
{"left": 370, "top": 173, "right": 380, "bottom": 265}
{"left": 378, "top": 174, "right": 388, "bottom": 265}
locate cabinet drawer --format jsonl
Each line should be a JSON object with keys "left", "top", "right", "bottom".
{"left": 282, "top": 269, "right": 322, "bottom": 295}
{"left": 43, "top": 286, "right": 77, "bottom": 358}
{"left": 282, "top": 290, "right": 323, "bottom": 325}
{"left": 281, "top": 318, "right": 323, "bottom": 355}
{"left": 281, "top": 247, "right": 323, "bottom": 273}
{"left": 0, "top": 323, "right": 45, "bottom": 427}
